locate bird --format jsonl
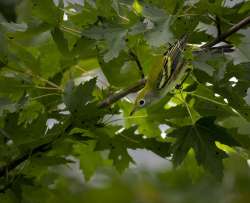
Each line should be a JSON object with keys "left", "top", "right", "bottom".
{"left": 130, "top": 34, "right": 189, "bottom": 115}
{"left": 130, "top": 33, "right": 234, "bottom": 115}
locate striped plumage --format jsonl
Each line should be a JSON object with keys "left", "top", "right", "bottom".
{"left": 158, "top": 34, "right": 188, "bottom": 89}
{"left": 130, "top": 35, "right": 189, "bottom": 115}
{"left": 130, "top": 34, "right": 235, "bottom": 115}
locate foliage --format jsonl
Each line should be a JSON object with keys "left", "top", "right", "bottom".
{"left": 0, "top": 0, "right": 250, "bottom": 201}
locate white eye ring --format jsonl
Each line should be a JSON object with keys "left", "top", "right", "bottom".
{"left": 139, "top": 99, "right": 145, "bottom": 107}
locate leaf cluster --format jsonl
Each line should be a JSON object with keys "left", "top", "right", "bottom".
{"left": 0, "top": 0, "right": 250, "bottom": 198}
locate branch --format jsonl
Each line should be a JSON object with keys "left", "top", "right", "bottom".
{"left": 98, "top": 79, "right": 146, "bottom": 108}
{"left": 215, "top": 15, "right": 222, "bottom": 37}
{"left": 0, "top": 123, "right": 73, "bottom": 182}
{"left": 129, "top": 50, "right": 145, "bottom": 79}
{"left": 0, "top": 74, "right": 144, "bottom": 182}
{"left": 202, "top": 16, "right": 250, "bottom": 48}
{"left": 0, "top": 143, "right": 52, "bottom": 180}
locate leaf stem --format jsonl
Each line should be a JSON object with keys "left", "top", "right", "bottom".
{"left": 31, "top": 93, "right": 61, "bottom": 100}
{"left": 120, "top": 133, "right": 140, "bottom": 144}
{"left": 202, "top": 16, "right": 250, "bottom": 48}
{"left": 20, "top": 85, "right": 62, "bottom": 91}
{"left": 129, "top": 50, "right": 145, "bottom": 79}
{"left": 187, "top": 92, "right": 227, "bottom": 106}
{"left": 60, "top": 25, "right": 81, "bottom": 37}
{"left": 179, "top": 91, "right": 195, "bottom": 125}
{"left": 5, "top": 66, "right": 63, "bottom": 91}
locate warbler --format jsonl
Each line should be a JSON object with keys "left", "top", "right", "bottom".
{"left": 130, "top": 34, "right": 189, "bottom": 115}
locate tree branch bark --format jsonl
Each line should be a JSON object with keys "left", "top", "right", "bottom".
{"left": 202, "top": 16, "right": 250, "bottom": 48}
{"left": 0, "top": 123, "right": 73, "bottom": 183}
{"left": 129, "top": 50, "right": 145, "bottom": 79}
{"left": 98, "top": 79, "right": 146, "bottom": 108}
{"left": 0, "top": 143, "right": 52, "bottom": 180}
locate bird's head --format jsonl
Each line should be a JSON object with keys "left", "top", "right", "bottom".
{"left": 130, "top": 88, "right": 159, "bottom": 115}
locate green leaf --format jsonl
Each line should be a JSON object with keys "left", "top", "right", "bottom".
{"left": 64, "top": 79, "right": 96, "bottom": 113}
{"left": 31, "top": 0, "right": 63, "bottom": 25}
{"left": 120, "top": 101, "right": 162, "bottom": 137}
{"left": 103, "top": 29, "right": 127, "bottom": 62}
{"left": 95, "top": 0, "right": 118, "bottom": 18}
{"left": 140, "top": 5, "right": 174, "bottom": 47}
{"left": 239, "top": 1, "right": 250, "bottom": 13}
{"left": 51, "top": 27, "right": 70, "bottom": 56}
{"left": 18, "top": 100, "right": 45, "bottom": 127}
{"left": 227, "top": 28, "right": 250, "bottom": 64}
{"left": 38, "top": 38, "right": 62, "bottom": 79}
{"left": 83, "top": 26, "right": 127, "bottom": 62}
{"left": 71, "top": 36, "right": 97, "bottom": 59}
{"left": 98, "top": 52, "right": 141, "bottom": 88}
{"left": 4, "top": 22, "right": 51, "bottom": 46}
{"left": 213, "top": 84, "right": 250, "bottom": 122}
{"left": 95, "top": 126, "right": 171, "bottom": 172}
{"left": 219, "top": 119, "right": 250, "bottom": 150}
{"left": 0, "top": 190, "right": 19, "bottom": 203}
{"left": 193, "top": 59, "right": 214, "bottom": 77}
{"left": 7, "top": 42, "right": 41, "bottom": 75}
{"left": 194, "top": 98, "right": 235, "bottom": 118}
{"left": 64, "top": 79, "right": 107, "bottom": 128}
{"left": 142, "top": 4, "right": 167, "bottom": 21}
{"left": 93, "top": 127, "right": 133, "bottom": 172}
{"left": 169, "top": 116, "right": 239, "bottom": 179}
{"left": 31, "top": 155, "right": 73, "bottom": 166}
{"left": 219, "top": 115, "right": 250, "bottom": 135}
{"left": 3, "top": 113, "right": 47, "bottom": 147}
{"left": 74, "top": 142, "right": 103, "bottom": 181}
{"left": 0, "top": 22, "right": 27, "bottom": 33}
{"left": 188, "top": 84, "right": 225, "bottom": 104}
{"left": 0, "top": 71, "right": 31, "bottom": 101}
{"left": 145, "top": 18, "right": 173, "bottom": 47}
{"left": 190, "top": 84, "right": 236, "bottom": 118}
{"left": 21, "top": 155, "right": 73, "bottom": 179}
{"left": 0, "top": 97, "right": 17, "bottom": 117}
{"left": 69, "top": 2, "right": 98, "bottom": 27}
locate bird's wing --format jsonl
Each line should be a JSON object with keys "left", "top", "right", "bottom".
{"left": 157, "top": 34, "right": 188, "bottom": 89}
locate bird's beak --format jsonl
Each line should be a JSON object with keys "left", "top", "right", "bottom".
{"left": 130, "top": 106, "right": 137, "bottom": 116}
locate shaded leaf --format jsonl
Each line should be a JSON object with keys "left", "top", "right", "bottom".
{"left": 31, "top": 0, "right": 62, "bottom": 25}
{"left": 169, "top": 117, "right": 239, "bottom": 179}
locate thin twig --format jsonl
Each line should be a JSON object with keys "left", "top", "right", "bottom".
{"left": 34, "top": 75, "right": 62, "bottom": 90}
{"left": 60, "top": 25, "right": 81, "bottom": 37}
{"left": 0, "top": 142, "right": 51, "bottom": 179}
{"left": 0, "top": 121, "right": 74, "bottom": 181}
{"left": 98, "top": 79, "right": 146, "bottom": 108}
{"left": 129, "top": 50, "right": 145, "bottom": 79}
{"left": 181, "top": 93, "right": 195, "bottom": 125}
{"left": 0, "top": 134, "right": 70, "bottom": 191}
{"left": 20, "top": 85, "right": 62, "bottom": 91}
{"left": 120, "top": 133, "right": 140, "bottom": 144}
{"left": 215, "top": 15, "right": 222, "bottom": 37}
{"left": 30, "top": 93, "right": 61, "bottom": 100}
{"left": 202, "top": 16, "right": 250, "bottom": 48}
{"left": 5, "top": 66, "right": 63, "bottom": 91}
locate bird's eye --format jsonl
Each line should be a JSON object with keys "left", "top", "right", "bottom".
{"left": 139, "top": 99, "right": 145, "bottom": 107}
